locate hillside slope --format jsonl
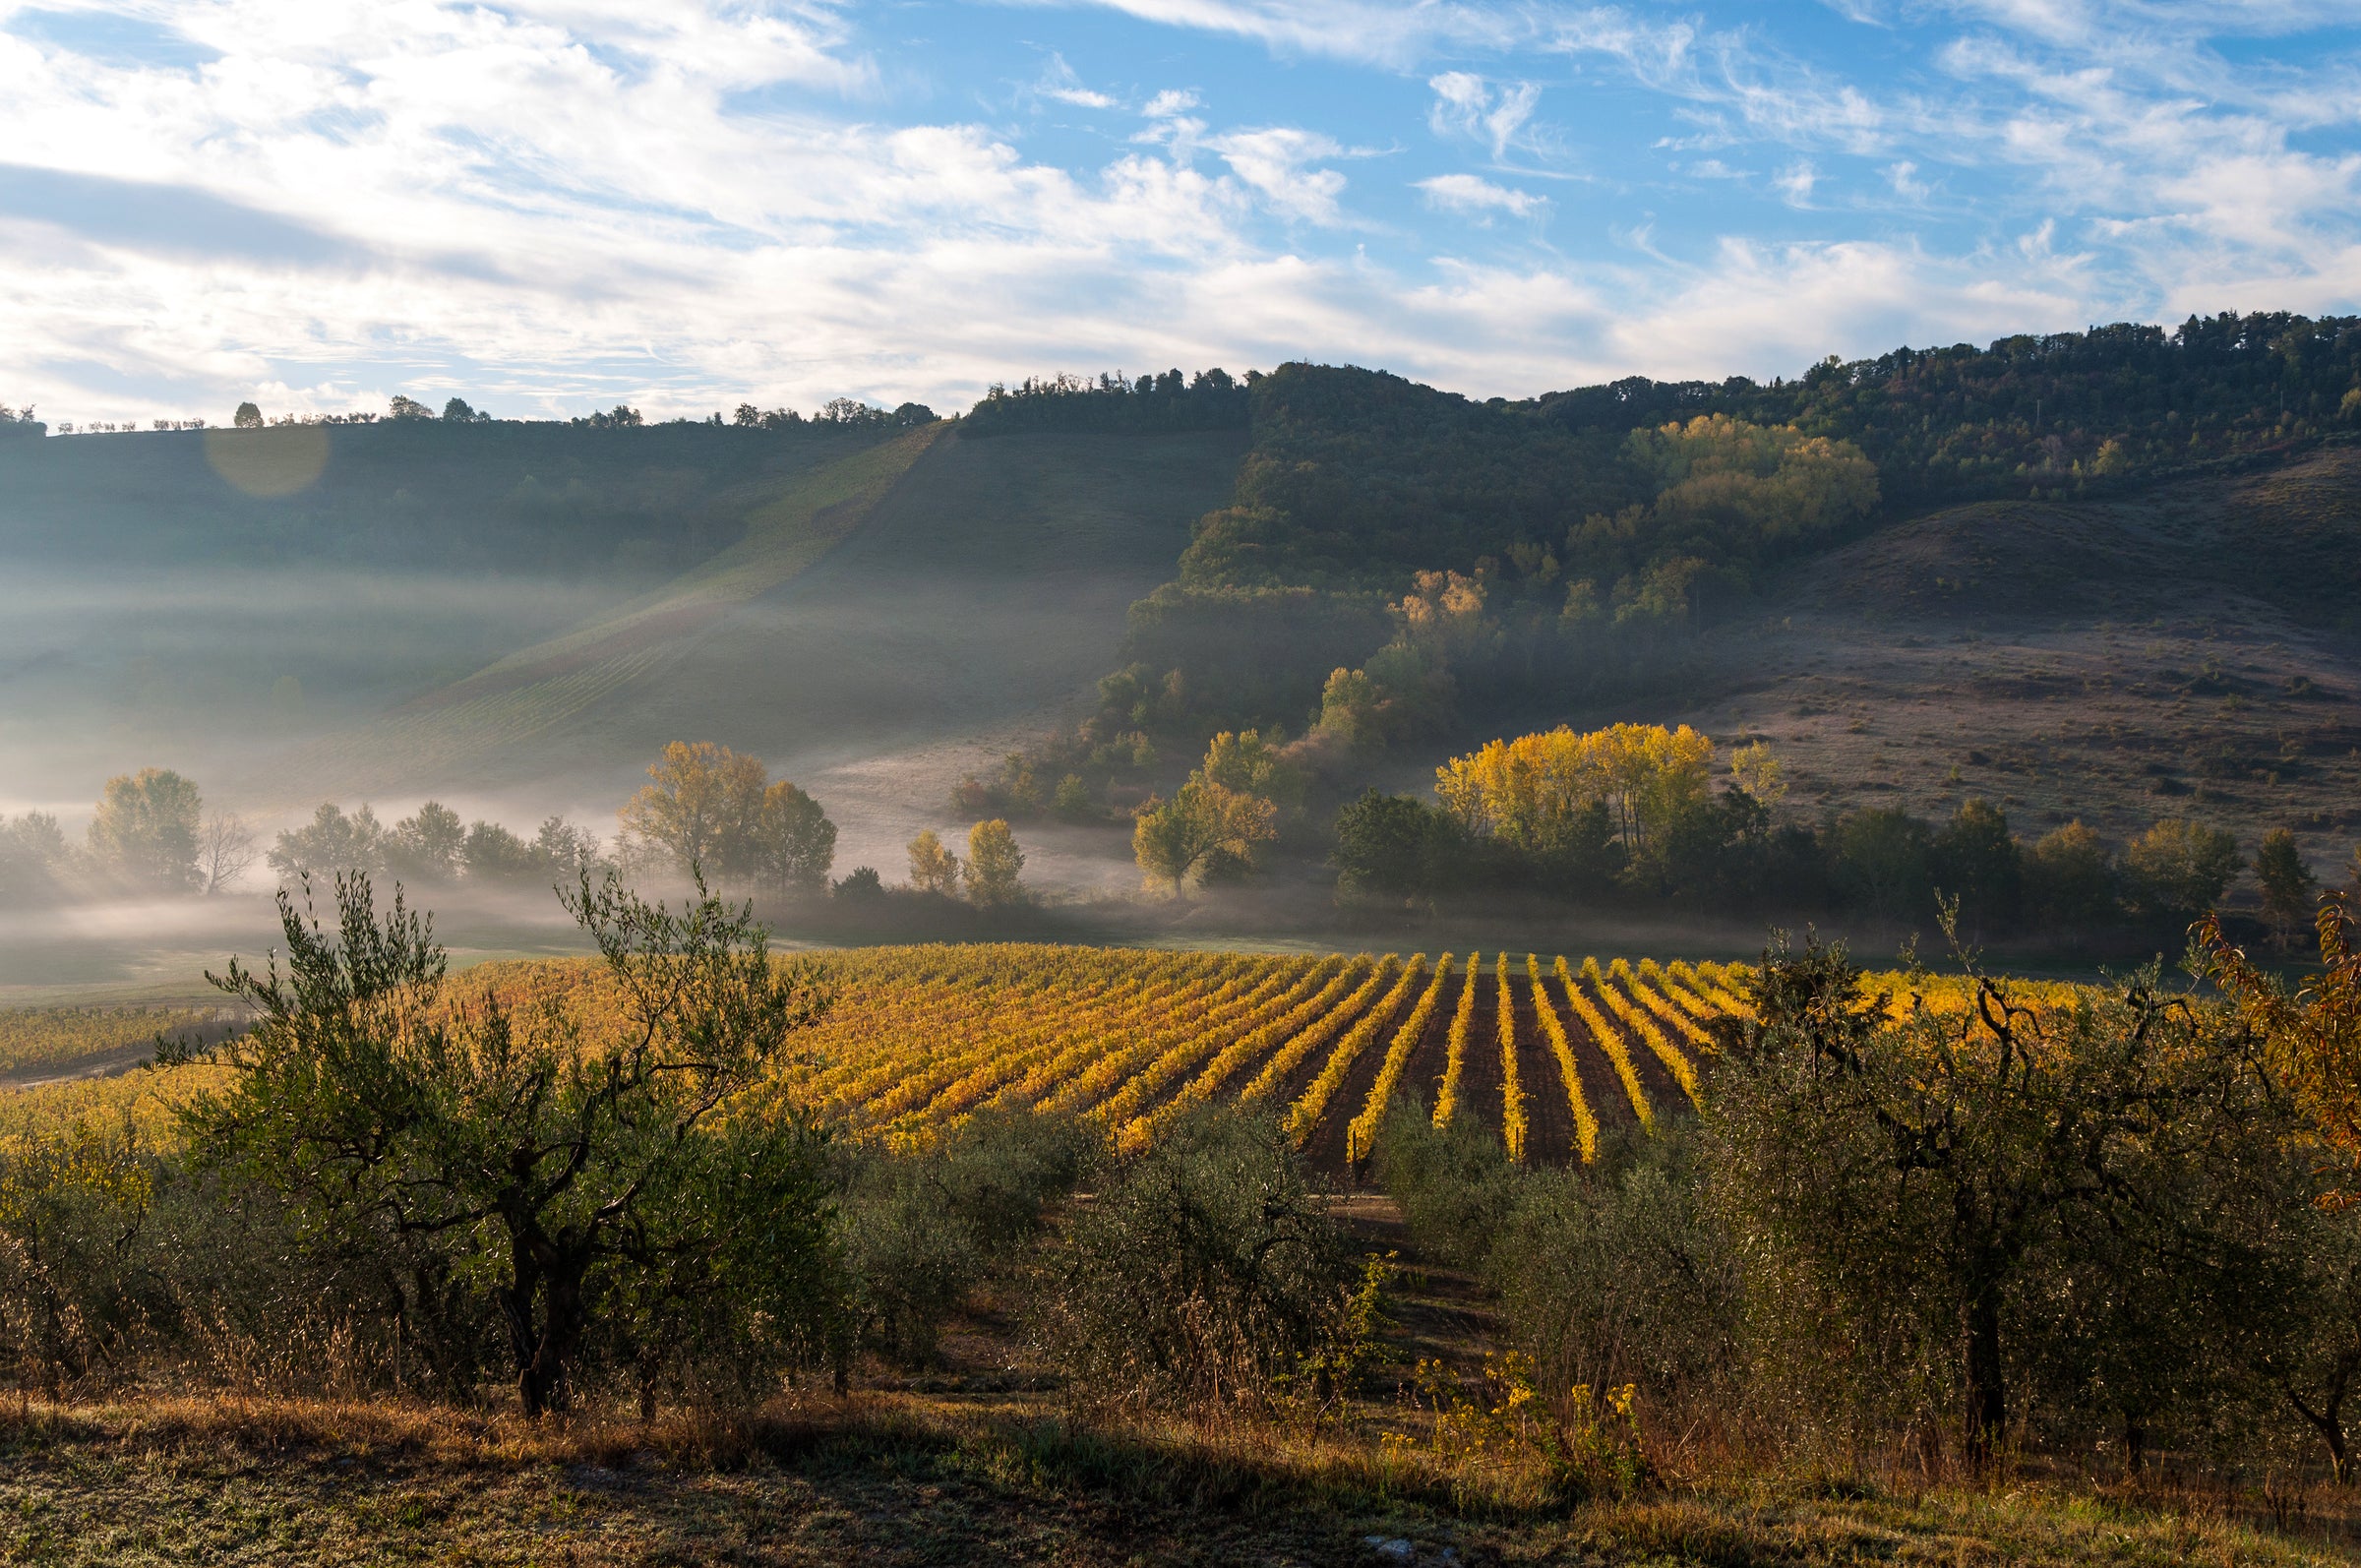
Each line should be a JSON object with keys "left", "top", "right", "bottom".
{"left": 1664, "top": 446, "right": 2361, "bottom": 871}
{"left": 0, "top": 420, "right": 911, "bottom": 811}
{"left": 256, "top": 428, "right": 1250, "bottom": 845}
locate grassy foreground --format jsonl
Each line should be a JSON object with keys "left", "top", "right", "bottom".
{"left": 0, "top": 1394, "right": 2349, "bottom": 1567}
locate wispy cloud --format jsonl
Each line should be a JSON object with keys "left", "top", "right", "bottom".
{"left": 1427, "top": 72, "right": 1542, "bottom": 159}
{"left": 1417, "top": 172, "right": 1546, "bottom": 219}
{"left": 1034, "top": 52, "right": 1120, "bottom": 109}
{"left": 0, "top": 0, "right": 2355, "bottom": 428}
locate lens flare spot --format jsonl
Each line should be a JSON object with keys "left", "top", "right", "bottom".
{"left": 204, "top": 423, "right": 329, "bottom": 497}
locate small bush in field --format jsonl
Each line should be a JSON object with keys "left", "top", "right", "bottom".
{"left": 839, "top": 1109, "right": 1096, "bottom": 1365}
{"left": 1040, "top": 1107, "right": 1359, "bottom": 1413}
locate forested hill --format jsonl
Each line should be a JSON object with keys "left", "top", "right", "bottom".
{"left": 968, "top": 312, "right": 2361, "bottom": 605}
{"left": 0, "top": 413, "right": 920, "bottom": 580}
{"left": 982, "top": 313, "right": 2361, "bottom": 819}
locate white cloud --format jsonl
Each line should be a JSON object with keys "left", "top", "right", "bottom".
{"left": 1206, "top": 127, "right": 1351, "bottom": 224}
{"left": 1, "top": 0, "right": 2358, "bottom": 432}
{"left": 1036, "top": 54, "right": 1119, "bottom": 110}
{"left": 1416, "top": 173, "right": 1547, "bottom": 219}
{"left": 1427, "top": 71, "right": 1542, "bottom": 159}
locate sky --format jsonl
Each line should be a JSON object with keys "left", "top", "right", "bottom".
{"left": 2, "top": 0, "right": 2359, "bottom": 426}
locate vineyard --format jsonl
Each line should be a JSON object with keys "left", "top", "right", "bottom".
{"left": 0, "top": 949, "right": 2091, "bottom": 1170}
{"left": 435, "top": 944, "right": 1761, "bottom": 1172}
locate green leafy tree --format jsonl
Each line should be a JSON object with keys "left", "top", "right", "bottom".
{"left": 1331, "top": 790, "right": 1456, "bottom": 908}
{"left": 742, "top": 781, "right": 836, "bottom": 900}
{"left": 1200, "top": 729, "right": 1306, "bottom": 811}
{"left": 2258, "top": 829, "right": 2320, "bottom": 949}
{"left": 963, "top": 819, "right": 1026, "bottom": 907}
{"left": 461, "top": 820, "right": 540, "bottom": 881}
{"left": 88, "top": 768, "right": 203, "bottom": 891}
{"left": 268, "top": 803, "right": 387, "bottom": 882}
{"left": 1931, "top": 799, "right": 2023, "bottom": 938}
{"left": 232, "top": 401, "right": 262, "bottom": 429}
{"left": 162, "top": 873, "right": 836, "bottom": 1417}
{"left": 1831, "top": 807, "right": 1934, "bottom": 922}
{"left": 2123, "top": 817, "right": 2241, "bottom": 920}
{"left": 1710, "top": 935, "right": 2271, "bottom": 1469}
{"left": 387, "top": 802, "right": 465, "bottom": 883}
{"left": 2026, "top": 820, "right": 2119, "bottom": 930}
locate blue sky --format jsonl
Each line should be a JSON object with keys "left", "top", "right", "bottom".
{"left": 3, "top": 0, "right": 2359, "bottom": 425}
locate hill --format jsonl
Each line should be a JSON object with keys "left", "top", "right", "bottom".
{"left": 0, "top": 416, "right": 919, "bottom": 810}
{"left": 1650, "top": 445, "right": 2361, "bottom": 878}
{"left": 6, "top": 315, "right": 2360, "bottom": 941}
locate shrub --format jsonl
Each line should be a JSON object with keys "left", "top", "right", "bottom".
{"left": 1039, "top": 1107, "right": 1359, "bottom": 1412}
{"left": 1483, "top": 1132, "right": 1740, "bottom": 1408}
{"left": 1370, "top": 1096, "right": 1517, "bottom": 1269}
{"left": 839, "top": 1110, "right": 1095, "bottom": 1365}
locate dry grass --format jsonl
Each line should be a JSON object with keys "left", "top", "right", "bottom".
{"left": 0, "top": 1391, "right": 2352, "bottom": 1566}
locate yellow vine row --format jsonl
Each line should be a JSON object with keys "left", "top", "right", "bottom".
{"left": 1564, "top": 957, "right": 1654, "bottom": 1131}
{"left": 1346, "top": 953, "right": 1455, "bottom": 1165}
{"left": 1526, "top": 953, "right": 1597, "bottom": 1163}
{"left": 1433, "top": 954, "right": 1480, "bottom": 1128}
{"left": 1637, "top": 958, "right": 1716, "bottom": 1027}
{"left": 1285, "top": 955, "right": 1426, "bottom": 1144}
{"left": 1044, "top": 957, "right": 1296, "bottom": 1117}
{"left": 1241, "top": 956, "right": 1401, "bottom": 1104}
{"left": 1125, "top": 957, "right": 1363, "bottom": 1149}
{"left": 1604, "top": 958, "right": 1703, "bottom": 1110}
{"left": 1497, "top": 952, "right": 1525, "bottom": 1164}
{"left": 1630, "top": 960, "right": 1721, "bottom": 1054}
{"left": 1088, "top": 960, "right": 1322, "bottom": 1128}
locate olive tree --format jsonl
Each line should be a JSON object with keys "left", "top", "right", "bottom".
{"left": 163, "top": 871, "right": 837, "bottom": 1417}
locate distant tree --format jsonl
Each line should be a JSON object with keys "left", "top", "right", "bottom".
{"left": 1727, "top": 741, "right": 1787, "bottom": 810}
{"left": 1332, "top": 790, "right": 1456, "bottom": 908}
{"left": 441, "top": 396, "right": 488, "bottom": 422}
{"left": 164, "top": 873, "right": 838, "bottom": 1418}
{"left": 2123, "top": 818, "right": 2242, "bottom": 921}
{"left": 897, "top": 831, "right": 955, "bottom": 895}
{"left": 732, "top": 403, "right": 760, "bottom": 427}
{"left": 387, "top": 802, "right": 466, "bottom": 882}
{"left": 833, "top": 866, "right": 884, "bottom": 900}
{"left": 1831, "top": 807, "right": 1934, "bottom": 922}
{"left": 1051, "top": 774, "right": 1094, "bottom": 820}
{"left": 232, "top": 401, "right": 263, "bottom": 429}
{"left": 1132, "top": 781, "right": 1277, "bottom": 896}
{"left": 533, "top": 817, "right": 603, "bottom": 877}
{"left": 2259, "top": 829, "right": 2321, "bottom": 949}
{"left": 0, "top": 813, "right": 72, "bottom": 899}
{"left": 387, "top": 394, "right": 433, "bottom": 420}
{"left": 618, "top": 742, "right": 765, "bottom": 876}
{"left": 88, "top": 768, "right": 203, "bottom": 891}
{"left": 743, "top": 781, "right": 836, "bottom": 900}
{"left": 1199, "top": 729, "right": 1305, "bottom": 811}
{"left": 2026, "top": 821, "right": 2119, "bottom": 930}
{"left": 196, "top": 813, "right": 258, "bottom": 895}
{"left": 890, "top": 402, "right": 937, "bottom": 425}
{"left": 461, "top": 820, "right": 540, "bottom": 881}
{"left": 963, "top": 820, "right": 1026, "bottom": 907}
{"left": 268, "top": 803, "right": 388, "bottom": 882}
{"left": 1932, "top": 799, "right": 2023, "bottom": 938}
